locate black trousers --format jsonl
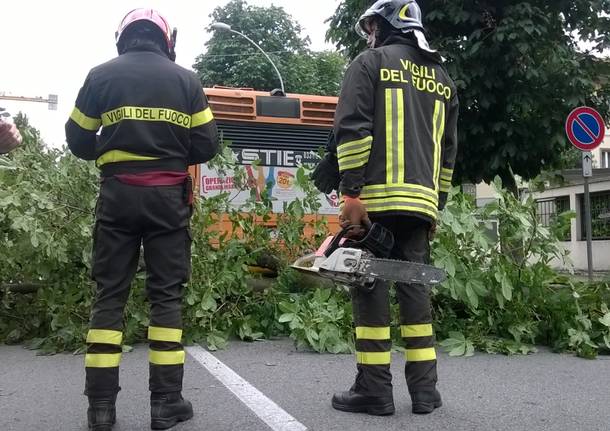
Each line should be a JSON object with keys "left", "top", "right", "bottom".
{"left": 351, "top": 216, "right": 437, "bottom": 397}
{"left": 85, "top": 178, "right": 191, "bottom": 397}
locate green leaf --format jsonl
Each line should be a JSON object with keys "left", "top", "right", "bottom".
{"left": 599, "top": 313, "right": 610, "bottom": 328}
{"left": 278, "top": 313, "right": 295, "bottom": 323}
{"left": 501, "top": 274, "right": 513, "bottom": 301}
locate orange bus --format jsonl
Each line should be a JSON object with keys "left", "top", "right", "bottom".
{"left": 188, "top": 86, "right": 340, "bottom": 234}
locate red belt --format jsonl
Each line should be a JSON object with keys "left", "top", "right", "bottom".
{"left": 113, "top": 171, "right": 193, "bottom": 205}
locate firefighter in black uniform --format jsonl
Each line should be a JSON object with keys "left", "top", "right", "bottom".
{"left": 312, "top": 0, "right": 458, "bottom": 416}
{"left": 65, "top": 9, "right": 218, "bottom": 431}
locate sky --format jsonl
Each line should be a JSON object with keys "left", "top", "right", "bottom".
{"left": 1, "top": 0, "right": 339, "bottom": 148}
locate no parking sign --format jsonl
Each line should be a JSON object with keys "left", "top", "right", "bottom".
{"left": 564, "top": 106, "right": 606, "bottom": 282}
{"left": 565, "top": 106, "right": 606, "bottom": 151}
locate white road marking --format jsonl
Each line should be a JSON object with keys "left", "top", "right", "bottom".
{"left": 186, "top": 345, "right": 307, "bottom": 431}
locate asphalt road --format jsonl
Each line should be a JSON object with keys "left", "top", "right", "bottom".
{"left": 1, "top": 339, "right": 609, "bottom": 431}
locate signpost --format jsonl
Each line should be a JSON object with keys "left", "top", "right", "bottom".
{"left": 565, "top": 107, "right": 606, "bottom": 281}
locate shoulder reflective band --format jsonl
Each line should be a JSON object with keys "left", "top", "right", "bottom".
{"left": 85, "top": 353, "right": 122, "bottom": 368}
{"left": 148, "top": 326, "right": 183, "bottom": 343}
{"left": 102, "top": 106, "right": 193, "bottom": 129}
{"left": 191, "top": 107, "right": 214, "bottom": 128}
{"left": 356, "top": 351, "right": 392, "bottom": 365}
{"left": 86, "top": 329, "right": 123, "bottom": 345}
{"left": 355, "top": 326, "right": 391, "bottom": 340}
{"left": 405, "top": 347, "right": 436, "bottom": 362}
{"left": 96, "top": 150, "right": 159, "bottom": 167}
{"left": 400, "top": 324, "right": 433, "bottom": 338}
{"left": 149, "top": 349, "right": 186, "bottom": 365}
{"left": 70, "top": 107, "right": 101, "bottom": 131}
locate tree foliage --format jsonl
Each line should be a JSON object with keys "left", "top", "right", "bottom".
{"left": 326, "top": 0, "right": 610, "bottom": 187}
{"left": 2, "top": 119, "right": 609, "bottom": 358}
{"left": 194, "top": 0, "right": 346, "bottom": 95}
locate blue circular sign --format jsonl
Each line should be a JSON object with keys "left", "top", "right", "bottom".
{"left": 565, "top": 107, "right": 606, "bottom": 151}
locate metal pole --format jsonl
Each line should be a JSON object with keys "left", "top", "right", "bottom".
{"left": 229, "top": 29, "right": 285, "bottom": 95}
{"left": 583, "top": 176, "right": 594, "bottom": 282}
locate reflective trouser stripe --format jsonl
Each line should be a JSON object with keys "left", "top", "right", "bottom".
{"left": 355, "top": 326, "right": 390, "bottom": 340}
{"left": 85, "top": 353, "right": 122, "bottom": 368}
{"left": 149, "top": 350, "right": 186, "bottom": 365}
{"left": 356, "top": 351, "right": 392, "bottom": 365}
{"left": 148, "top": 326, "right": 183, "bottom": 343}
{"left": 86, "top": 329, "right": 123, "bottom": 345}
{"left": 401, "top": 324, "right": 433, "bottom": 338}
{"left": 405, "top": 347, "right": 436, "bottom": 362}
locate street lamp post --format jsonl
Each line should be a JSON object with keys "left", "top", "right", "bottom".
{"left": 210, "top": 22, "right": 285, "bottom": 96}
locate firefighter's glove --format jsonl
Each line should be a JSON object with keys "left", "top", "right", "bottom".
{"left": 311, "top": 153, "right": 340, "bottom": 194}
{"left": 340, "top": 196, "right": 370, "bottom": 239}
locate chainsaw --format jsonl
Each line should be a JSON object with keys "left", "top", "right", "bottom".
{"left": 291, "top": 223, "right": 446, "bottom": 291}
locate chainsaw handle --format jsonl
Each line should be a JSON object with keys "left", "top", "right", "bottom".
{"left": 324, "top": 224, "right": 370, "bottom": 257}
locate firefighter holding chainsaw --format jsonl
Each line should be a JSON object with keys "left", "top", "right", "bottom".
{"left": 312, "top": 0, "right": 458, "bottom": 416}
{"left": 66, "top": 9, "right": 218, "bottom": 430}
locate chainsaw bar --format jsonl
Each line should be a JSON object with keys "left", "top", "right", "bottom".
{"left": 358, "top": 257, "right": 446, "bottom": 285}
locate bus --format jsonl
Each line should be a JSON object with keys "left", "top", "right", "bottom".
{"left": 189, "top": 86, "right": 340, "bottom": 234}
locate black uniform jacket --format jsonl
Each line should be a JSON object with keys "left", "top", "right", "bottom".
{"left": 66, "top": 45, "right": 218, "bottom": 175}
{"left": 334, "top": 36, "right": 458, "bottom": 222}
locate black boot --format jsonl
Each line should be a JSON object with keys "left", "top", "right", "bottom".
{"left": 331, "top": 390, "right": 395, "bottom": 416}
{"left": 411, "top": 388, "right": 442, "bottom": 414}
{"left": 87, "top": 395, "right": 117, "bottom": 431}
{"left": 150, "top": 392, "right": 193, "bottom": 430}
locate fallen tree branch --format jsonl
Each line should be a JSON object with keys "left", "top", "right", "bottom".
{"left": 1, "top": 283, "right": 44, "bottom": 294}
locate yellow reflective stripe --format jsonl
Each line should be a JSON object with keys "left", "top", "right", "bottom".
{"left": 363, "top": 195, "right": 438, "bottom": 211}
{"left": 365, "top": 202, "right": 438, "bottom": 219}
{"left": 396, "top": 88, "right": 405, "bottom": 184}
{"left": 96, "top": 150, "right": 159, "bottom": 167}
{"left": 101, "top": 106, "right": 193, "bottom": 128}
{"left": 70, "top": 107, "right": 101, "bottom": 131}
{"left": 191, "top": 107, "right": 214, "bottom": 128}
{"left": 85, "top": 353, "right": 122, "bottom": 368}
{"left": 439, "top": 183, "right": 452, "bottom": 193}
{"left": 361, "top": 189, "right": 438, "bottom": 204}
{"left": 355, "top": 326, "right": 390, "bottom": 340}
{"left": 405, "top": 347, "right": 437, "bottom": 362}
{"left": 356, "top": 351, "right": 392, "bottom": 365}
{"left": 385, "top": 89, "right": 393, "bottom": 184}
{"left": 362, "top": 182, "right": 437, "bottom": 198}
{"left": 441, "top": 167, "right": 454, "bottom": 176}
{"left": 148, "top": 327, "right": 183, "bottom": 343}
{"left": 400, "top": 324, "right": 433, "bottom": 338}
{"left": 432, "top": 101, "right": 441, "bottom": 191}
{"left": 86, "top": 329, "right": 123, "bottom": 345}
{"left": 339, "top": 151, "right": 371, "bottom": 172}
{"left": 149, "top": 350, "right": 186, "bottom": 365}
{"left": 337, "top": 136, "right": 373, "bottom": 155}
